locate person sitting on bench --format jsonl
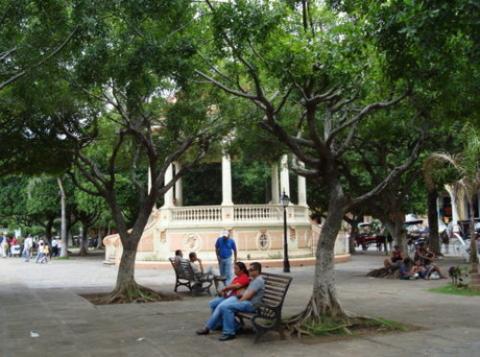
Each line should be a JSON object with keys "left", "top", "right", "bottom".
{"left": 196, "top": 262, "right": 265, "bottom": 341}
{"left": 174, "top": 249, "right": 186, "bottom": 266}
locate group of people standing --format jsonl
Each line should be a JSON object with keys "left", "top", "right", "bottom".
{"left": 0, "top": 234, "right": 61, "bottom": 263}
{"left": 0, "top": 234, "right": 23, "bottom": 257}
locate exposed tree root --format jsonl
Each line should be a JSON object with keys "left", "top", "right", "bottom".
{"left": 285, "top": 302, "right": 409, "bottom": 338}
{"left": 78, "top": 247, "right": 88, "bottom": 257}
{"left": 285, "top": 295, "right": 349, "bottom": 337}
{"left": 94, "top": 281, "right": 181, "bottom": 305}
{"left": 366, "top": 267, "right": 401, "bottom": 279}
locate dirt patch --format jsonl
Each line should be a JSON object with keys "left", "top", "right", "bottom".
{"left": 79, "top": 290, "right": 181, "bottom": 305}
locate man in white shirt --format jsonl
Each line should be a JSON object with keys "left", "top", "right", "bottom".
{"left": 23, "top": 235, "right": 33, "bottom": 262}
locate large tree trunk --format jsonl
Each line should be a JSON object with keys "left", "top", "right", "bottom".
{"left": 79, "top": 223, "right": 89, "bottom": 256}
{"left": 57, "top": 178, "right": 68, "bottom": 257}
{"left": 385, "top": 213, "right": 408, "bottom": 254}
{"left": 287, "top": 181, "right": 347, "bottom": 333}
{"left": 427, "top": 189, "right": 441, "bottom": 255}
{"left": 467, "top": 198, "right": 480, "bottom": 291}
{"left": 348, "top": 217, "right": 360, "bottom": 255}
{"left": 45, "top": 218, "right": 54, "bottom": 244}
{"left": 115, "top": 243, "right": 138, "bottom": 289}
{"left": 468, "top": 199, "right": 479, "bottom": 272}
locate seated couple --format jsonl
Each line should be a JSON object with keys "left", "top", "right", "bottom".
{"left": 174, "top": 249, "right": 213, "bottom": 276}
{"left": 196, "top": 261, "right": 264, "bottom": 341}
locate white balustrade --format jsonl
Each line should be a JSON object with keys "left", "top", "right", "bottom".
{"left": 171, "top": 206, "right": 222, "bottom": 222}
{"left": 168, "top": 204, "right": 308, "bottom": 224}
{"left": 234, "top": 205, "right": 283, "bottom": 222}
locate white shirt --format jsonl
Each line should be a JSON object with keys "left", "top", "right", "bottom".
{"left": 24, "top": 237, "right": 33, "bottom": 249}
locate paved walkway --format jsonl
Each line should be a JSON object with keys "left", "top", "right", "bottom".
{"left": 1, "top": 254, "right": 479, "bottom": 356}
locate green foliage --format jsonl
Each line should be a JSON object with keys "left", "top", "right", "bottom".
{"left": 429, "top": 284, "right": 480, "bottom": 297}
{"left": 0, "top": 0, "right": 78, "bottom": 175}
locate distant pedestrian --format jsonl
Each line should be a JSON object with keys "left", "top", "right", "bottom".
{"left": 51, "top": 238, "right": 59, "bottom": 257}
{"left": 35, "top": 240, "right": 49, "bottom": 264}
{"left": 23, "top": 235, "right": 33, "bottom": 262}
{"left": 215, "top": 230, "right": 237, "bottom": 283}
{"left": 0, "top": 234, "right": 8, "bottom": 258}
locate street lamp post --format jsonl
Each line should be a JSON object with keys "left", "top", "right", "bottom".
{"left": 280, "top": 190, "right": 290, "bottom": 273}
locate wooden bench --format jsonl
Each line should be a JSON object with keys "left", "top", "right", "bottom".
{"left": 169, "top": 257, "right": 214, "bottom": 296}
{"left": 237, "top": 272, "right": 292, "bottom": 343}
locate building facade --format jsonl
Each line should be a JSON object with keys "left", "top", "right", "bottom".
{"left": 103, "top": 154, "right": 350, "bottom": 266}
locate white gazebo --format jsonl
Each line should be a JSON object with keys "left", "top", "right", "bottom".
{"left": 104, "top": 154, "right": 350, "bottom": 267}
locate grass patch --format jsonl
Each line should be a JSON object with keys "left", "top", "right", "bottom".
{"left": 303, "top": 316, "right": 411, "bottom": 338}
{"left": 55, "top": 256, "right": 70, "bottom": 260}
{"left": 429, "top": 283, "right": 480, "bottom": 297}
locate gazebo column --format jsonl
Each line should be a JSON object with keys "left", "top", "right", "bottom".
{"left": 280, "top": 155, "right": 290, "bottom": 198}
{"left": 221, "top": 152, "right": 234, "bottom": 221}
{"left": 271, "top": 163, "right": 280, "bottom": 204}
{"left": 222, "top": 153, "right": 233, "bottom": 205}
{"left": 162, "top": 164, "right": 174, "bottom": 208}
{"left": 174, "top": 162, "right": 183, "bottom": 206}
{"left": 297, "top": 162, "right": 307, "bottom": 206}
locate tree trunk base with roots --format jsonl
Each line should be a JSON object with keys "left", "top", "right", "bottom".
{"left": 285, "top": 295, "right": 349, "bottom": 337}
{"left": 470, "top": 269, "right": 480, "bottom": 291}
{"left": 78, "top": 247, "right": 88, "bottom": 257}
{"left": 94, "top": 281, "right": 180, "bottom": 305}
{"left": 366, "top": 267, "right": 401, "bottom": 279}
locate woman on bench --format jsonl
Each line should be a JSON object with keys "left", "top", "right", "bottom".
{"left": 196, "top": 262, "right": 250, "bottom": 337}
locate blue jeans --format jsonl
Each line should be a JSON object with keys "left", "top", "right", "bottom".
{"left": 22, "top": 248, "right": 31, "bottom": 262}
{"left": 206, "top": 296, "right": 238, "bottom": 331}
{"left": 35, "top": 253, "right": 45, "bottom": 263}
{"left": 220, "top": 300, "right": 255, "bottom": 335}
{"left": 218, "top": 257, "right": 233, "bottom": 283}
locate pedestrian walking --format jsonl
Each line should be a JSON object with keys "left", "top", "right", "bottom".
{"left": 215, "top": 229, "right": 237, "bottom": 283}
{"left": 23, "top": 235, "right": 33, "bottom": 262}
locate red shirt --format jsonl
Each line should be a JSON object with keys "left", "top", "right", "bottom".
{"left": 229, "top": 273, "right": 250, "bottom": 296}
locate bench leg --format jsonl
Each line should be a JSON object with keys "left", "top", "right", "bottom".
{"left": 253, "top": 329, "right": 266, "bottom": 344}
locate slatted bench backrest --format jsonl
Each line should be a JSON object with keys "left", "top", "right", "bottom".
{"left": 261, "top": 273, "right": 292, "bottom": 309}
{"left": 169, "top": 257, "right": 195, "bottom": 281}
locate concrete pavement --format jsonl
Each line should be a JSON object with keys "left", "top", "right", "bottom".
{"left": 0, "top": 254, "right": 479, "bottom": 356}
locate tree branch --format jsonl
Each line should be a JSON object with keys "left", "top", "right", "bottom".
{"left": 348, "top": 131, "right": 425, "bottom": 209}
{"left": 0, "top": 27, "right": 78, "bottom": 91}
{"left": 326, "top": 92, "right": 408, "bottom": 147}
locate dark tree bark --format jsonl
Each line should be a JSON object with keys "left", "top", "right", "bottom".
{"left": 79, "top": 222, "right": 89, "bottom": 256}
{"left": 468, "top": 199, "right": 479, "bottom": 273}
{"left": 344, "top": 214, "right": 361, "bottom": 255}
{"left": 384, "top": 213, "right": 408, "bottom": 254}
{"left": 45, "top": 218, "right": 54, "bottom": 244}
{"left": 427, "top": 189, "right": 441, "bottom": 255}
